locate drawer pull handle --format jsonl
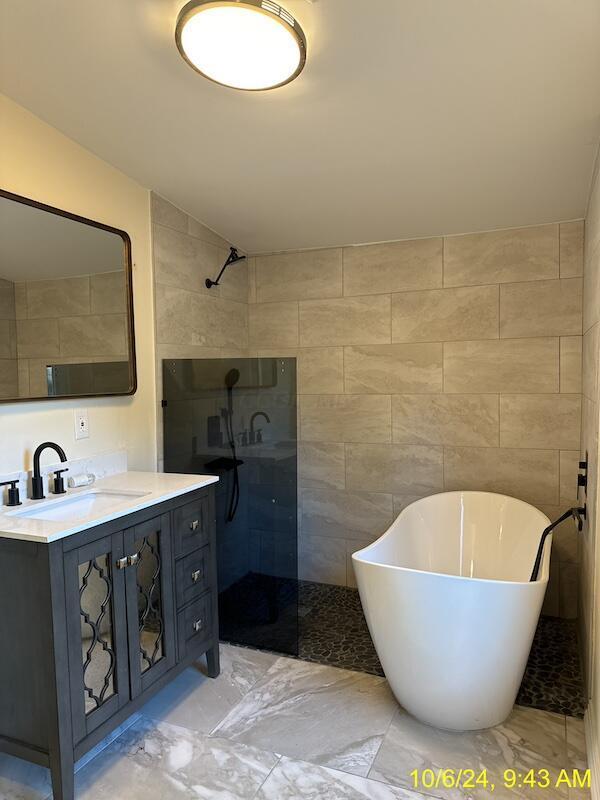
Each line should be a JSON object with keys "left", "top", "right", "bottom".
{"left": 191, "top": 569, "right": 202, "bottom": 583}
{"left": 116, "top": 557, "right": 128, "bottom": 569}
{"left": 190, "top": 519, "right": 200, "bottom": 531}
{"left": 193, "top": 619, "right": 203, "bottom": 632}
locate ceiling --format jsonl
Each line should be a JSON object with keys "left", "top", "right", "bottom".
{"left": 1, "top": 0, "right": 600, "bottom": 254}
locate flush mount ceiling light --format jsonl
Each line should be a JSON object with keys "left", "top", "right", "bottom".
{"left": 175, "top": 0, "right": 307, "bottom": 90}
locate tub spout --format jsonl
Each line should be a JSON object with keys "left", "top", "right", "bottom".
{"left": 529, "top": 506, "right": 586, "bottom": 582}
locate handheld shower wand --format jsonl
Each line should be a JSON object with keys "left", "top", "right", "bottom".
{"left": 223, "top": 368, "right": 241, "bottom": 522}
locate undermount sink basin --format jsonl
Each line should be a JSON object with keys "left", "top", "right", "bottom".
{"left": 7, "top": 489, "right": 149, "bottom": 523}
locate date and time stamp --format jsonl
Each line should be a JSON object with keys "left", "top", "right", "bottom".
{"left": 409, "top": 767, "right": 591, "bottom": 793}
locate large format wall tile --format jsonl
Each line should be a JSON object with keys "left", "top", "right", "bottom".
{"left": 298, "top": 347, "right": 344, "bottom": 393}
{"left": 298, "top": 533, "right": 347, "bottom": 585}
{"left": 343, "top": 238, "right": 442, "bottom": 296}
{"left": 300, "top": 487, "right": 394, "bottom": 540}
{"left": 443, "top": 446, "right": 559, "bottom": 505}
{"left": 582, "top": 324, "right": 599, "bottom": 401}
{"left": 249, "top": 301, "right": 298, "bottom": 348}
{"left": 392, "top": 394, "right": 499, "bottom": 446}
{"left": 187, "top": 214, "right": 230, "bottom": 249}
{"left": 151, "top": 192, "right": 188, "bottom": 233}
{"left": 0, "top": 319, "right": 16, "bottom": 359}
{"left": 91, "top": 271, "right": 127, "bottom": 314}
{"left": 0, "top": 359, "right": 18, "bottom": 397}
{"left": 154, "top": 223, "right": 222, "bottom": 291}
{"left": 300, "top": 394, "right": 391, "bottom": 443}
{"left": 560, "top": 220, "right": 584, "bottom": 278}
{"left": 299, "top": 295, "right": 391, "bottom": 346}
{"left": 298, "top": 441, "right": 346, "bottom": 490}
{"left": 0, "top": 279, "right": 15, "bottom": 320}
{"left": 583, "top": 237, "right": 600, "bottom": 332}
{"left": 444, "top": 224, "right": 559, "bottom": 287}
{"left": 444, "top": 338, "right": 559, "bottom": 393}
{"left": 344, "top": 343, "right": 442, "bottom": 394}
{"left": 499, "top": 394, "right": 581, "bottom": 449}
{"left": 559, "top": 450, "right": 580, "bottom": 504}
{"left": 499, "top": 278, "right": 582, "bottom": 338}
{"left": 560, "top": 336, "right": 582, "bottom": 393}
{"left": 26, "top": 276, "right": 90, "bottom": 318}
{"left": 346, "top": 443, "right": 444, "bottom": 495}
{"left": 255, "top": 249, "right": 342, "bottom": 302}
{"left": 156, "top": 285, "right": 248, "bottom": 349}
{"left": 16, "top": 318, "right": 60, "bottom": 358}
{"left": 59, "top": 314, "right": 128, "bottom": 356}
{"left": 392, "top": 285, "right": 499, "bottom": 342}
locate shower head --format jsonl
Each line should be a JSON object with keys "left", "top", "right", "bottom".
{"left": 225, "top": 368, "right": 240, "bottom": 389}
{"left": 206, "top": 247, "right": 247, "bottom": 289}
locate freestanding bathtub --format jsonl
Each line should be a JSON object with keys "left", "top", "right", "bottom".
{"left": 352, "top": 491, "right": 552, "bottom": 731}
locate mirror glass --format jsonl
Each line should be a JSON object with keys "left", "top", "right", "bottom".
{"left": 0, "top": 190, "right": 136, "bottom": 401}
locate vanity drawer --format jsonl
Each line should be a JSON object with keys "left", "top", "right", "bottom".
{"left": 173, "top": 495, "right": 210, "bottom": 557}
{"left": 175, "top": 546, "right": 211, "bottom": 609}
{"left": 177, "top": 592, "right": 212, "bottom": 659}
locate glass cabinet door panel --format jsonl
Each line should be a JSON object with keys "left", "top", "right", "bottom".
{"left": 79, "top": 553, "right": 116, "bottom": 713}
{"left": 65, "top": 533, "right": 130, "bottom": 743}
{"left": 124, "top": 514, "right": 175, "bottom": 696}
{"left": 134, "top": 529, "right": 165, "bottom": 673}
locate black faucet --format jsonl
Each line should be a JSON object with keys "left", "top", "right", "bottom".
{"left": 31, "top": 442, "right": 68, "bottom": 500}
{"left": 249, "top": 411, "right": 270, "bottom": 444}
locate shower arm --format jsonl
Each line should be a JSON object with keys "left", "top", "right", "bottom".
{"left": 205, "top": 247, "right": 246, "bottom": 289}
{"left": 529, "top": 506, "right": 586, "bottom": 582}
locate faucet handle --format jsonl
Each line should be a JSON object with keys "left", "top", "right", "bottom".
{"left": 0, "top": 479, "right": 21, "bottom": 507}
{"left": 53, "top": 467, "right": 69, "bottom": 495}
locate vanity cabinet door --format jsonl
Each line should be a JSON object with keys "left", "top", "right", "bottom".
{"left": 64, "top": 533, "right": 131, "bottom": 744}
{"left": 123, "top": 513, "right": 176, "bottom": 697}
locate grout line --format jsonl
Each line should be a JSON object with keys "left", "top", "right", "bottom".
{"left": 250, "top": 754, "right": 283, "bottom": 798}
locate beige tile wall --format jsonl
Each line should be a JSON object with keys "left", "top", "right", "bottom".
{"left": 581, "top": 156, "right": 600, "bottom": 702}
{"left": 151, "top": 193, "right": 249, "bottom": 468}
{"left": 248, "top": 222, "right": 584, "bottom": 616}
{"left": 14, "top": 271, "right": 128, "bottom": 397}
{"left": 0, "top": 278, "right": 18, "bottom": 397}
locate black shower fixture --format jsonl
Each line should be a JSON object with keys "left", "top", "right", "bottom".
{"left": 205, "top": 247, "right": 246, "bottom": 289}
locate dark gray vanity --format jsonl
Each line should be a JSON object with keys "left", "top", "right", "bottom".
{"left": 0, "top": 481, "right": 219, "bottom": 800}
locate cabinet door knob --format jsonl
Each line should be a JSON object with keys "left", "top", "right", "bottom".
{"left": 127, "top": 553, "right": 140, "bottom": 567}
{"left": 191, "top": 569, "right": 202, "bottom": 583}
{"left": 116, "top": 556, "right": 128, "bottom": 569}
{"left": 193, "top": 619, "right": 203, "bottom": 632}
{"left": 190, "top": 519, "right": 199, "bottom": 531}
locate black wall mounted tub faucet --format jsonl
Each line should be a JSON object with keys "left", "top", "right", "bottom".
{"left": 31, "top": 442, "right": 68, "bottom": 500}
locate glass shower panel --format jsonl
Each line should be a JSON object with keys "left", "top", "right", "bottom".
{"left": 162, "top": 357, "right": 298, "bottom": 655}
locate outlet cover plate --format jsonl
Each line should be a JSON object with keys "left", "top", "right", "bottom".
{"left": 74, "top": 409, "right": 89, "bottom": 440}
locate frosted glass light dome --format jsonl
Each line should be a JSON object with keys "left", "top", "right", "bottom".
{"left": 175, "top": 0, "right": 307, "bottom": 91}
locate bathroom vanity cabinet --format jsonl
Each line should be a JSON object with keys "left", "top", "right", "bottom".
{"left": 0, "top": 482, "right": 218, "bottom": 800}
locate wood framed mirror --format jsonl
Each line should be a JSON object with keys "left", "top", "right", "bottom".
{"left": 0, "top": 189, "right": 136, "bottom": 402}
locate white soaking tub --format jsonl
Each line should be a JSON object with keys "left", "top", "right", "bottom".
{"left": 352, "top": 491, "right": 552, "bottom": 731}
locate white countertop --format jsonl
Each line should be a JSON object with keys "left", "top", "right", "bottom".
{"left": 0, "top": 471, "right": 219, "bottom": 544}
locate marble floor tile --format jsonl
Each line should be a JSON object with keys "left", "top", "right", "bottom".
{"left": 213, "top": 657, "right": 398, "bottom": 777}
{"left": 142, "top": 643, "right": 278, "bottom": 734}
{"left": 74, "top": 715, "right": 279, "bottom": 800}
{"left": 369, "top": 705, "right": 570, "bottom": 800}
{"left": 0, "top": 754, "right": 50, "bottom": 800}
{"left": 257, "top": 756, "right": 428, "bottom": 799}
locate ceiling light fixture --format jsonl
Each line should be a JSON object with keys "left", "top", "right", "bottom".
{"left": 175, "top": 0, "right": 307, "bottom": 91}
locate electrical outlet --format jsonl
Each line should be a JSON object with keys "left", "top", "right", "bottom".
{"left": 74, "top": 409, "right": 89, "bottom": 440}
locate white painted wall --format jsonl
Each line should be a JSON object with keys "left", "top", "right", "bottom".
{"left": 0, "top": 95, "right": 157, "bottom": 472}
